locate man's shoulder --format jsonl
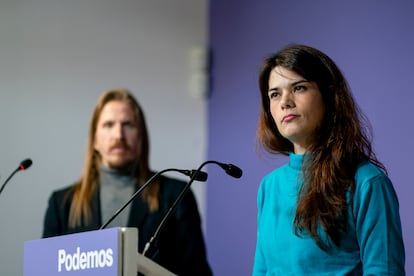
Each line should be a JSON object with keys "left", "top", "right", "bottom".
{"left": 49, "top": 183, "right": 76, "bottom": 199}
{"left": 160, "top": 175, "right": 186, "bottom": 188}
{"left": 159, "top": 175, "right": 194, "bottom": 200}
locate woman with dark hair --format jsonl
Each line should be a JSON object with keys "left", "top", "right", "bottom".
{"left": 253, "top": 45, "right": 405, "bottom": 275}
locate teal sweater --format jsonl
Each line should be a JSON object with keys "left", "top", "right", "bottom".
{"left": 253, "top": 153, "right": 405, "bottom": 275}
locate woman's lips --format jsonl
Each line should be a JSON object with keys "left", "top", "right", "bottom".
{"left": 282, "top": 114, "right": 299, "bottom": 122}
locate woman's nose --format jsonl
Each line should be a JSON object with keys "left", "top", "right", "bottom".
{"left": 281, "top": 93, "right": 294, "bottom": 109}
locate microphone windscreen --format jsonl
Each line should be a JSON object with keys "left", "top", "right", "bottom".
{"left": 19, "top": 159, "right": 33, "bottom": 170}
{"left": 190, "top": 170, "right": 208, "bottom": 182}
{"left": 227, "top": 164, "right": 243, "bottom": 178}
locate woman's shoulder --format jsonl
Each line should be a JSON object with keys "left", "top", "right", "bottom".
{"left": 355, "top": 160, "right": 388, "bottom": 183}
{"left": 354, "top": 160, "right": 395, "bottom": 197}
{"left": 261, "top": 161, "right": 293, "bottom": 184}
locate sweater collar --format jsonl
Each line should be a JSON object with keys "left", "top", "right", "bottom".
{"left": 99, "top": 164, "right": 133, "bottom": 177}
{"left": 288, "top": 152, "right": 305, "bottom": 171}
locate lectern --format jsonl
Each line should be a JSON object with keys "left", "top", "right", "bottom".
{"left": 24, "top": 227, "right": 176, "bottom": 276}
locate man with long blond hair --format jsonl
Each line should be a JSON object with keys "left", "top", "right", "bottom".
{"left": 42, "top": 88, "right": 212, "bottom": 275}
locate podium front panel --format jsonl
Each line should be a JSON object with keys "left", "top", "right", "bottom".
{"left": 24, "top": 228, "right": 122, "bottom": 276}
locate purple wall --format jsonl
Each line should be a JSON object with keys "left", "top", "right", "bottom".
{"left": 206, "top": 1, "right": 414, "bottom": 275}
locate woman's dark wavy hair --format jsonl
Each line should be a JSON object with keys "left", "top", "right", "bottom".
{"left": 257, "top": 44, "right": 385, "bottom": 249}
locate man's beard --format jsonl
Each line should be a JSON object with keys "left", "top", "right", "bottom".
{"left": 107, "top": 158, "right": 136, "bottom": 170}
{"left": 106, "top": 140, "right": 135, "bottom": 169}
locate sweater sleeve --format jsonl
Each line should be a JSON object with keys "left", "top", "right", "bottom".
{"left": 253, "top": 179, "right": 267, "bottom": 276}
{"left": 353, "top": 173, "right": 405, "bottom": 275}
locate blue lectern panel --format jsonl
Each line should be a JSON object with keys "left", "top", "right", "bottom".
{"left": 24, "top": 228, "right": 121, "bottom": 276}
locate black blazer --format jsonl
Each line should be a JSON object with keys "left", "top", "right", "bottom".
{"left": 42, "top": 175, "right": 212, "bottom": 276}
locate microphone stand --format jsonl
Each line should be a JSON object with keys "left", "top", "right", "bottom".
{"left": 142, "top": 160, "right": 232, "bottom": 257}
{"left": 99, "top": 168, "right": 207, "bottom": 230}
{"left": 0, "top": 169, "right": 19, "bottom": 195}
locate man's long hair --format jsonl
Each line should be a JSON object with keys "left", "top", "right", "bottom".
{"left": 256, "top": 45, "right": 385, "bottom": 249}
{"left": 67, "top": 88, "right": 159, "bottom": 228}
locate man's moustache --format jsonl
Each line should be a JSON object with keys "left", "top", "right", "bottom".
{"left": 110, "top": 142, "right": 129, "bottom": 151}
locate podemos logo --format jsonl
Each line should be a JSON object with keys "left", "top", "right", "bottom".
{"left": 58, "top": 247, "right": 114, "bottom": 272}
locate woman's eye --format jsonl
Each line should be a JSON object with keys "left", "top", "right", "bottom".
{"left": 293, "top": 85, "right": 306, "bottom": 92}
{"left": 269, "top": 91, "right": 279, "bottom": 99}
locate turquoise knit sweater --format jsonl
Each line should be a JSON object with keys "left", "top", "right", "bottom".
{"left": 253, "top": 153, "right": 405, "bottom": 275}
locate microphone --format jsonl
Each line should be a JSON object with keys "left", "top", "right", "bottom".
{"left": 183, "top": 169, "right": 208, "bottom": 182}
{"left": 0, "top": 158, "right": 33, "bottom": 195}
{"left": 142, "top": 160, "right": 242, "bottom": 258}
{"left": 208, "top": 160, "right": 243, "bottom": 179}
{"left": 99, "top": 167, "right": 208, "bottom": 230}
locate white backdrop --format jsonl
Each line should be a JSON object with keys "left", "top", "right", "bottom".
{"left": 0, "top": 1, "right": 208, "bottom": 275}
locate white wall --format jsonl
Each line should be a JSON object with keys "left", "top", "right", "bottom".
{"left": 0, "top": 1, "right": 208, "bottom": 275}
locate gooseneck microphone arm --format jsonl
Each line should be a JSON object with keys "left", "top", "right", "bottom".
{"left": 142, "top": 160, "right": 242, "bottom": 257}
{"left": 0, "top": 158, "right": 32, "bottom": 195}
{"left": 99, "top": 168, "right": 208, "bottom": 230}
